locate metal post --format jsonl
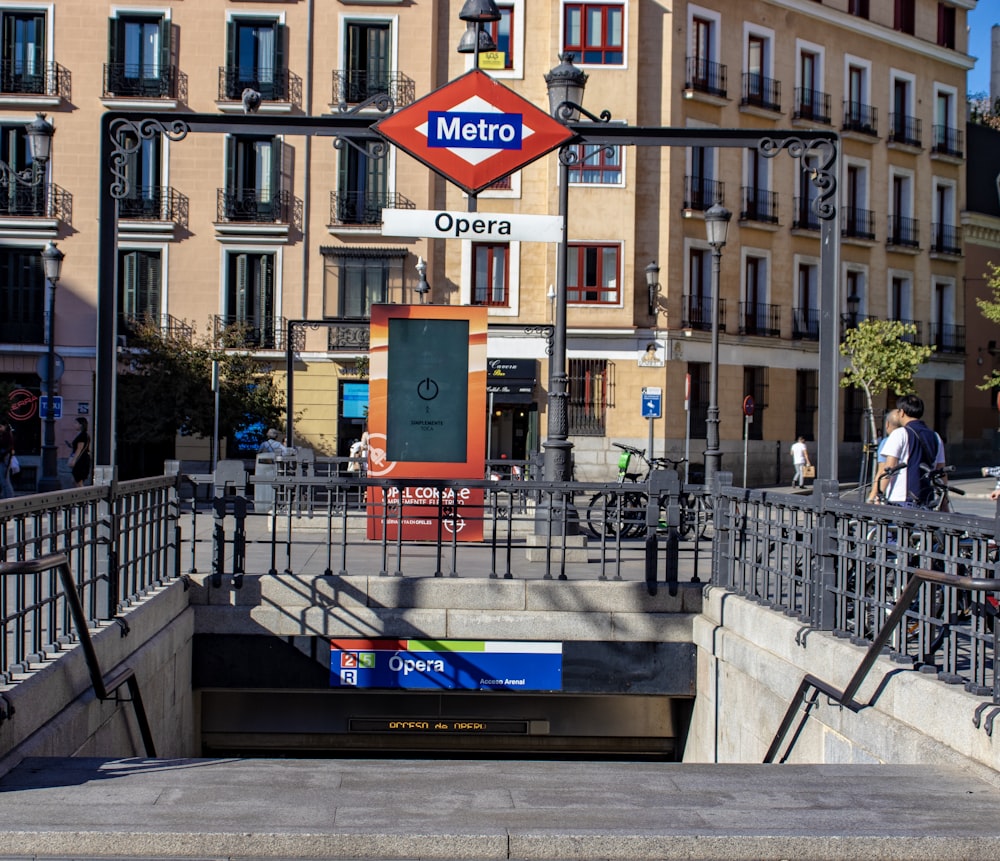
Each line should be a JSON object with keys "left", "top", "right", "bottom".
{"left": 704, "top": 243, "right": 723, "bottom": 489}
{"left": 38, "top": 275, "right": 59, "bottom": 492}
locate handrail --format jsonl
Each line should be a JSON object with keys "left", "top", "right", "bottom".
{"left": 0, "top": 553, "right": 156, "bottom": 757}
{"left": 764, "top": 567, "right": 1000, "bottom": 763}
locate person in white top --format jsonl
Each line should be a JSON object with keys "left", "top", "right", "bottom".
{"left": 790, "top": 437, "right": 811, "bottom": 488}
{"left": 878, "top": 394, "right": 946, "bottom": 506}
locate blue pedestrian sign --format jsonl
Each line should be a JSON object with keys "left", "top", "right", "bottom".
{"left": 641, "top": 387, "right": 662, "bottom": 419}
{"left": 39, "top": 395, "right": 62, "bottom": 419}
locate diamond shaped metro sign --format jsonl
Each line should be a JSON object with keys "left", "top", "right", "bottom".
{"left": 375, "top": 70, "right": 574, "bottom": 196}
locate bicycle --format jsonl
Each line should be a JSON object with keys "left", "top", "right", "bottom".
{"left": 584, "top": 443, "right": 708, "bottom": 539}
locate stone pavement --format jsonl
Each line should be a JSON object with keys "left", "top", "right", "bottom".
{"left": 1, "top": 757, "right": 1000, "bottom": 860}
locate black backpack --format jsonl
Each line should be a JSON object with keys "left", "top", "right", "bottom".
{"left": 903, "top": 421, "right": 938, "bottom": 506}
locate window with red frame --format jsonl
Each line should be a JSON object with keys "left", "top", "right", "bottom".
{"left": 567, "top": 244, "right": 620, "bottom": 304}
{"left": 485, "top": 4, "right": 514, "bottom": 70}
{"left": 472, "top": 243, "right": 509, "bottom": 307}
{"left": 567, "top": 143, "right": 622, "bottom": 184}
{"left": 563, "top": 3, "right": 623, "bottom": 65}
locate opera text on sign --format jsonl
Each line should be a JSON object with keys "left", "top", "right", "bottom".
{"left": 381, "top": 209, "right": 563, "bottom": 243}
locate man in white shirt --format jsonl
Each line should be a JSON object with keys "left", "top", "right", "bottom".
{"left": 878, "top": 394, "right": 946, "bottom": 506}
{"left": 790, "top": 437, "right": 811, "bottom": 488}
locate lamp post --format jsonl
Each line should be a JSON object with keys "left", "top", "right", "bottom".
{"left": 38, "top": 240, "right": 65, "bottom": 493}
{"left": 0, "top": 113, "right": 54, "bottom": 215}
{"left": 645, "top": 261, "right": 661, "bottom": 317}
{"left": 703, "top": 203, "right": 731, "bottom": 491}
{"left": 415, "top": 256, "right": 430, "bottom": 303}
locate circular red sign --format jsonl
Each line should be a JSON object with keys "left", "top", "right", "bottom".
{"left": 8, "top": 388, "right": 38, "bottom": 421}
{"left": 743, "top": 395, "right": 755, "bottom": 417}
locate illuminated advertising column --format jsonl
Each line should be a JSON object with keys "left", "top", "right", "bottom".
{"left": 367, "top": 304, "right": 487, "bottom": 541}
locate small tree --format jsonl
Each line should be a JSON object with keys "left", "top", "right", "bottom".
{"left": 840, "top": 318, "right": 934, "bottom": 446}
{"left": 968, "top": 91, "right": 1000, "bottom": 131}
{"left": 976, "top": 262, "right": 1000, "bottom": 391}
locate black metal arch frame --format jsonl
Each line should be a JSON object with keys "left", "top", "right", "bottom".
{"left": 97, "top": 111, "right": 839, "bottom": 479}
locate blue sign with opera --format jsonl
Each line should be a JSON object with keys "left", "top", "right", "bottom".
{"left": 330, "top": 639, "right": 562, "bottom": 691}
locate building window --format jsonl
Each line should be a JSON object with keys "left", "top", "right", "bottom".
{"left": 224, "top": 17, "right": 286, "bottom": 101}
{"left": 937, "top": 4, "right": 956, "bottom": 49}
{"left": 117, "top": 130, "right": 163, "bottom": 219}
{"left": 0, "top": 9, "right": 45, "bottom": 95}
{"left": 567, "top": 244, "right": 620, "bottom": 304}
{"left": 472, "top": 243, "right": 509, "bottom": 307}
{"left": 848, "top": 0, "right": 869, "bottom": 18}
{"left": 688, "top": 362, "right": 708, "bottom": 438}
{"left": 336, "top": 141, "right": 389, "bottom": 225}
{"left": 563, "top": 3, "right": 624, "bottom": 65}
{"left": 684, "top": 247, "right": 712, "bottom": 330}
{"left": 322, "top": 248, "right": 407, "bottom": 318}
{"left": 568, "top": 358, "right": 613, "bottom": 436}
{"left": 894, "top": 0, "right": 915, "bottom": 35}
{"left": 793, "top": 262, "right": 819, "bottom": 339}
{"left": 843, "top": 386, "right": 863, "bottom": 443}
{"left": 343, "top": 20, "right": 390, "bottom": 103}
{"left": 934, "top": 380, "right": 952, "bottom": 443}
{"left": 743, "top": 366, "right": 768, "bottom": 440}
{"left": 567, "top": 143, "right": 622, "bottom": 185}
{"left": 118, "top": 250, "right": 161, "bottom": 328}
{"left": 0, "top": 121, "right": 45, "bottom": 216}
{"left": 0, "top": 246, "right": 43, "bottom": 344}
{"left": 106, "top": 13, "right": 173, "bottom": 98}
{"left": 223, "top": 252, "right": 276, "bottom": 348}
{"left": 795, "top": 370, "right": 817, "bottom": 441}
{"left": 486, "top": 4, "right": 515, "bottom": 70}
{"left": 223, "top": 136, "right": 285, "bottom": 223}
{"left": 844, "top": 269, "right": 867, "bottom": 327}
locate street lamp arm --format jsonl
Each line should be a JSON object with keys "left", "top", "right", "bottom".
{"left": 553, "top": 100, "right": 612, "bottom": 125}
{"left": 0, "top": 160, "right": 42, "bottom": 188}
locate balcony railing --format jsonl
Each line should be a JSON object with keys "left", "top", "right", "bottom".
{"left": 118, "top": 186, "right": 187, "bottom": 224}
{"left": 792, "top": 196, "right": 820, "bottom": 231}
{"left": 685, "top": 57, "right": 727, "bottom": 98}
{"left": 840, "top": 312, "right": 877, "bottom": 339}
{"left": 120, "top": 313, "right": 194, "bottom": 343}
{"left": 792, "top": 307, "right": 819, "bottom": 340}
{"left": 217, "top": 188, "right": 291, "bottom": 224}
{"left": 327, "top": 320, "right": 372, "bottom": 352}
{"left": 741, "top": 73, "right": 781, "bottom": 111}
{"left": 329, "top": 190, "right": 415, "bottom": 227}
{"left": 213, "top": 315, "right": 286, "bottom": 350}
{"left": 740, "top": 187, "right": 779, "bottom": 224}
{"left": 681, "top": 295, "right": 726, "bottom": 332}
{"left": 0, "top": 60, "right": 70, "bottom": 98}
{"left": 331, "top": 70, "right": 415, "bottom": 109}
{"left": 218, "top": 66, "right": 301, "bottom": 104}
{"left": 842, "top": 100, "right": 878, "bottom": 136}
{"left": 683, "top": 176, "right": 724, "bottom": 211}
{"left": 103, "top": 63, "right": 178, "bottom": 99}
{"left": 887, "top": 215, "right": 920, "bottom": 248}
{"left": 739, "top": 302, "right": 781, "bottom": 337}
{"left": 0, "top": 180, "right": 70, "bottom": 220}
{"left": 793, "top": 88, "right": 831, "bottom": 124}
{"left": 929, "top": 323, "right": 965, "bottom": 354}
{"left": 930, "top": 223, "right": 961, "bottom": 255}
{"left": 888, "top": 113, "right": 922, "bottom": 147}
{"left": 932, "top": 125, "right": 964, "bottom": 158}
{"left": 895, "top": 318, "right": 922, "bottom": 344}
{"left": 842, "top": 206, "right": 876, "bottom": 240}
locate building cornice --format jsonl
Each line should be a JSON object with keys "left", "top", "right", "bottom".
{"left": 962, "top": 211, "right": 1000, "bottom": 249}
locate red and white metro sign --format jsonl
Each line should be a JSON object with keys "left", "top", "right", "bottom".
{"left": 375, "top": 70, "right": 574, "bottom": 195}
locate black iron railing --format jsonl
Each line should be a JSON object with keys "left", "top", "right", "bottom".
{"left": 842, "top": 100, "right": 878, "bottom": 135}
{"left": 895, "top": 318, "right": 923, "bottom": 344}
{"left": 739, "top": 302, "right": 781, "bottom": 337}
{"left": 118, "top": 186, "right": 187, "bottom": 224}
{"left": 682, "top": 295, "right": 726, "bottom": 332}
{"left": 931, "top": 124, "right": 963, "bottom": 158}
{"left": 842, "top": 206, "right": 876, "bottom": 240}
{"left": 331, "top": 69, "right": 415, "bottom": 108}
{"left": 685, "top": 57, "right": 727, "bottom": 98}
{"left": 213, "top": 314, "right": 286, "bottom": 350}
{"left": 0, "top": 60, "right": 70, "bottom": 98}
{"left": 103, "top": 63, "right": 178, "bottom": 99}
{"left": 120, "top": 313, "right": 194, "bottom": 343}
{"left": 888, "top": 113, "right": 922, "bottom": 147}
{"left": 329, "top": 190, "right": 415, "bottom": 227}
{"left": 792, "top": 307, "right": 819, "bottom": 340}
{"left": 793, "top": 88, "right": 830, "bottom": 124}
{"left": 327, "top": 320, "right": 371, "bottom": 352}
{"left": 929, "top": 323, "right": 965, "bottom": 354}
{"left": 930, "top": 222, "right": 961, "bottom": 255}
{"left": 218, "top": 66, "right": 301, "bottom": 104}
{"left": 217, "top": 188, "right": 291, "bottom": 224}
{"left": 792, "top": 196, "right": 820, "bottom": 230}
{"left": 741, "top": 73, "right": 780, "bottom": 111}
{"left": 683, "top": 176, "right": 724, "bottom": 211}
{"left": 887, "top": 215, "right": 920, "bottom": 248}
{"left": 0, "top": 180, "right": 69, "bottom": 220}
{"left": 740, "top": 187, "right": 779, "bottom": 224}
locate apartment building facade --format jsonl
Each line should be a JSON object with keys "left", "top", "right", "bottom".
{"left": 0, "top": 0, "right": 976, "bottom": 483}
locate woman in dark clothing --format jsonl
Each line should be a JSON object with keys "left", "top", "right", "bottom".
{"left": 0, "top": 420, "right": 14, "bottom": 498}
{"left": 69, "top": 417, "right": 91, "bottom": 487}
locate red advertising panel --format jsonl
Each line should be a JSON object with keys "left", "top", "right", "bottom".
{"left": 367, "top": 305, "right": 487, "bottom": 541}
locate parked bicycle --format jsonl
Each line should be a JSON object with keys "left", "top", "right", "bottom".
{"left": 584, "top": 443, "right": 709, "bottom": 540}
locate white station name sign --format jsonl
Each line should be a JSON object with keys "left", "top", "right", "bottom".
{"left": 382, "top": 209, "right": 563, "bottom": 243}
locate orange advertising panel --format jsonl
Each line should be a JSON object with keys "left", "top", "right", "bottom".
{"left": 367, "top": 304, "right": 487, "bottom": 541}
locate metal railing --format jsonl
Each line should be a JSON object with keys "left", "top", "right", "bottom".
{"left": 887, "top": 214, "right": 920, "bottom": 248}
{"left": 930, "top": 222, "right": 961, "bottom": 256}
{"left": 842, "top": 101, "right": 878, "bottom": 136}
{"left": 888, "top": 113, "right": 922, "bottom": 147}
{"left": 120, "top": 313, "right": 195, "bottom": 343}
{"left": 793, "top": 88, "right": 830, "bottom": 124}
{"left": 792, "top": 196, "right": 820, "bottom": 231}
{"left": 842, "top": 206, "right": 876, "bottom": 240}
{"left": 0, "top": 180, "right": 70, "bottom": 220}
{"left": 929, "top": 322, "right": 965, "bottom": 354}
{"left": 329, "top": 190, "right": 415, "bottom": 227}
{"left": 683, "top": 176, "right": 725, "bottom": 212}
{"left": 931, "top": 124, "right": 963, "bottom": 158}
{"left": 741, "top": 73, "right": 781, "bottom": 111}
{"left": 685, "top": 57, "right": 727, "bottom": 98}
{"left": 212, "top": 314, "right": 286, "bottom": 350}
{"left": 331, "top": 69, "right": 415, "bottom": 109}
{"left": 682, "top": 295, "right": 727, "bottom": 332}
{"left": 103, "top": 63, "right": 179, "bottom": 99}
{"left": 218, "top": 66, "right": 302, "bottom": 105}
{"left": 740, "top": 186, "right": 778, "bottom": 224}
{"left": 0, "top": 60, "right": 70, "bottom": 98}
{"left": 792, "top": 306, "right": 819, "bottom": 340}
{"left": 216, "top": 188, "right": 291, "bottom": 224}
{"left": 739, "top": 301, "right": 781, "bottom": 337}
{"left": 118, "top": 186, "right": 188, "bottom": 224}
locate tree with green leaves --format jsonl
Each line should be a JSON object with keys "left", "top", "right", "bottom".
{"left": 116, "top": 320, "right": 284, "bottom": 476}
{"left": 840, "top": 318, "right": 934, "bottom": 447}
{"left": 976, "top": 262, "right": 1000, "bottom": 391}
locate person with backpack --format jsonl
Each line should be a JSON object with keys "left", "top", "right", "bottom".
{"left": 877, "top": 394, "right": 946, "bottom": 507}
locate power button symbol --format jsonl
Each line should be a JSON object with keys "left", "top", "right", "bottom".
{"left": 417, "top": 377, "right": 439, "bottom": 400}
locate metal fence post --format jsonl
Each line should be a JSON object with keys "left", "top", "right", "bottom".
{"left": 712, "top": 472, "right": 734, "bottom": 586}
{"left": 813, "top": 478, "right": 840, "bottom": 629}
{"left": 93, "top": 466, "right": 118, "bottom": 618}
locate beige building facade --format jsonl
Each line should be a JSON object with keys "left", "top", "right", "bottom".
{"left": 0, "top": 0, "right": 977, "bottom": 484}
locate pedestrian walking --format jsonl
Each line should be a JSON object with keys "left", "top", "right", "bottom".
{"left": 0, "top": 420, "right": 15, "bottom": 499}
{"left": 68, "top": 417, "right": 91, "bottom": 487}
{"left": 790, "top": 437, "right": 811, "bottom": 488}
{"left": 878, "top": 394, "right": 946, "bottom": 507}
{"left": 868, "top": 409, "right": 902, "bottom": 502}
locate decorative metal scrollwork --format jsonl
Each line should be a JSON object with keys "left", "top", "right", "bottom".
{"left": 558, "top": 141, "right": 617, "bottom": 168}
{"left": 524, "top": 325, "right": 555, "bottom": 356}
{"left": 333, "top": 136, "right": 389, "bottom": 161}
{"left": 109, "top": 118, "right": 190, "bottom": 200}
{"left": 336, "top": 93, "right": 395, "bottom": 115}
{"left": 759, "top": 136, "right": 837, "bottom": 221}
{"left": 554, "top": 100, "right": 613, "bottom": 125}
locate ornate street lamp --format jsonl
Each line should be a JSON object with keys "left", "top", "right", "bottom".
{"left": 38, "top": 241, "right": 65, "bottom": 493}
{"left": 0, "top": 113, "right": 55, "bottom": 216}
{"left": 415, "top": 256, "right": 430, "bottom": 303}
{"left": 646, "top": 261, "right": 661, "bottom": 317}
{"left": 703, "top": 203, "right": 731, "bottom": 491}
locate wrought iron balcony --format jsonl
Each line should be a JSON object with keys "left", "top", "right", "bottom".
{"left": 839, "top": 312, "right": 877, "bottom": 339}
{"left": 739, "top": 302, "right": 781, "bottom": 337}
{"left": 327, "top": 319, "right": 372, "bottom": 352}
{"left": 888, "top": 113, "right": 922, "bottom": 147}
{"left": 118, "top": 186, "right": 188, "bottom": 224}
{"left": 0, "top": 179, "right": 70, "bottom": 220}
{"left": 930, "top": 223, "right": 961, "bottom": 256}
{"left": 895, "top": 318, "right": 922, "bottom": 344}
{"left": 741, "top": 73, "right": 780, "bottom": 112}
{"left": 740, "top": 187, "right": 779, "bottom": 224}
{"left": 213, "top": 315, "right": 286, "bottom": 350}
{"left": 103, "top": 63, "right": 178, "bottom": 99}
{"left": 842, "top": 100, "right": 878, "bottom": 136}
{"left": 218, "top": 66, "right": 301, "bottom": 104}
{"left": 683, "top": 176, "right": 724, "bottom": 212}
{"left": 331, "top": 70, "right": 415, "bottom": 109}
{"left": 842, "top": 206, "right": 876, "bottom": 240}
{"left": 793, "top": 88, "right": 830, "bottom": 124}
{"left": 792, "top": 196, "right": 820, "bottom": 231}
{"left": 120, "top": 313, "right": 194, "bottom": 343}
{"left": 792, "top": 307, "right": 819, "bottom": 341}
{"left": 685, "top": 57, "right": 727, "bottom": 98}
{"left": 929, "top": 323, "right": 965, "bottom": 354}
{"left": 0, "top": 60, "right": 70, "bottom": 98}
{"left": 931, "top": 124, "right": 963, "bottom": 158}
{"left": 887, "top": 215, "right": 920, "bottom": 248}
{"left": 217, "top": 189, "right": 291, "bottom": 224}
{"left": 329, "top": 190, "right": 415, "bottom": 227}
{"left": 681, "top": 295, "right": 726, "bottom": 332}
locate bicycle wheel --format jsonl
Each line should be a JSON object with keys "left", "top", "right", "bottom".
{"left": 620, "top": 491, "right": 649, "bottom": 538}
{"left": 586, "top": 492, "right": 613, "bottom": 538}
{"left": 586, "top": 491, "right": 648, "bottom": 538}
